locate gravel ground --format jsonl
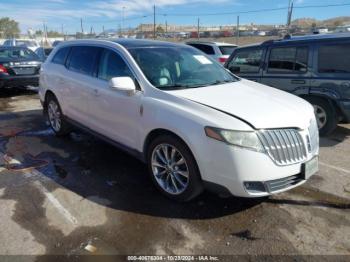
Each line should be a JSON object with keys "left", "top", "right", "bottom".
{"left": 0, "top": 88, "right": 349, "bottom": 261}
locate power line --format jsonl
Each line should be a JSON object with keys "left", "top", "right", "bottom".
{"left": 157, "top": 2, "right": 350, "bottom": 17}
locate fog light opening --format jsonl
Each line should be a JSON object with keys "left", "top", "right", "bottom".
{"left": 244, "top": 181, "right": 267, "bottom": 193}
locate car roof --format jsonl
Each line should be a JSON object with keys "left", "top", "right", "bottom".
{"left": 186, "top": 41, "right": 237, "bottom": 46}
{"left": 236, "top": 33, "right": 350, "bottom": 49}
{"left": 60, "top": 38, "right": 189, "bottom": 49}
{"left": 0, "top": 46, "right": 31, "bottom": 50}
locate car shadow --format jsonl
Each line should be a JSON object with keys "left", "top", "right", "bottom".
{"left": 320, "top": 124, "right": 350, "bottom": 148}
{"left": 0, "top": 86, "right": 37, "bottom": 99}
{"left": 0, "top": 110, "right": 263, "bottom": 220}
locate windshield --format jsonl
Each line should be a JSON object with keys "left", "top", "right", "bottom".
{"left": 219, "top": 46, "right": 237, "bottom": 55}
{"left": 0, "top": 48, "right": 40, "bottom": 60}
{"left": 128, "top": 46, "right": 238, "bottom": 90}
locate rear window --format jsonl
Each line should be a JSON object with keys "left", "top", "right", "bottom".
{"left": 0, "top": 48, "right": 39, "bottom": 60}
{"left": 188, "top": 44, "right": 215, "bottom": 55}
{"left": 16, "top": 41, "right": 37, "bottom": 47}
{"left": 268, "top": 46, "right": 308, "bottom": 73}
{"left": 219, "top": 46, "right": 236, "bottom": 55}
{"left": 67, "top": 46, "right": 101, "bottom": 76}
{"left": 318, "top": 44, "right": 350, "bottom": 73}
{"left": 52, "top": 47, "right": 70, "bottom": 65}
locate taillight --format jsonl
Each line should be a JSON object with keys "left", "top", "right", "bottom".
{"left": 0, "top": 65, "right": 8, "bottom": 74}
{"left": 218, "top": 57, "right": 227, "bottom": 64}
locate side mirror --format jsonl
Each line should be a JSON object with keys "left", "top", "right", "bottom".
{"left": 109, "top": 77, "right": 136, "bottom": 94}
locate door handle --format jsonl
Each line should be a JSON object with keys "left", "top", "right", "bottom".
{"left": 291, "top": 79, "right": 306, "bottom": 84}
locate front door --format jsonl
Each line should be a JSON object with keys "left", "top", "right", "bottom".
{"left": 87, "top": 48, "right": 142, "bottom": 150}
{"left": 226, "top": 47, "right": 265, "bottom": 82}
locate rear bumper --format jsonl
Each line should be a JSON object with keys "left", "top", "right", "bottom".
{"left": 0, "top": 74, "right": 39, "bottom": 88}
{"left": 338, "top": 99, "right": 350, "bottom": 123}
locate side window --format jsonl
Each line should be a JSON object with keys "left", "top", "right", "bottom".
{"left": 68, "top": 46, "right": 100, "bottom": 76}
{"left": 318, "top": 44, "right": 350, "bottom": 73}
{"left": 268, "top": 46, "right": 308, "bottom": 73}
{"left": 98, "top": 49, "right": 133, "bottom": 81}
{"left": 227, "top": 49, "right": 263, "bottom": 73}
{"left": 190, "top": 44, "right": 215, "bottom": 55}
{"left": 51, "top": 47, "right": 70, "bottom": 65}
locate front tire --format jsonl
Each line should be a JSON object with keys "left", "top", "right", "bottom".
{"left": 147, "top": 135, "right": 203, "bottom": 202}
{"left": 46, "top": 94, "right": 70, "bottom": 136}
{"left": 305, "top": 96, "right": 338, "bottom": 136}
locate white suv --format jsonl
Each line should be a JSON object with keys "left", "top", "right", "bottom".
{"left": 39, "top": 39, "right": 319, "bottom": 201}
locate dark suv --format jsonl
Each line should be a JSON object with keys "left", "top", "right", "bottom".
{"left": 225, "top": 33, "right": 350, "bottom": 136}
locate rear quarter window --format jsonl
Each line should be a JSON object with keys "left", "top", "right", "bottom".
{"left": 52, "top": 47, "right": 70, "bottom": 65}
{"left": 318, "top": 44, "right": 350, "bottom": 74}
{"left": 219, "top": 46, "right": 236, "bottom": 55}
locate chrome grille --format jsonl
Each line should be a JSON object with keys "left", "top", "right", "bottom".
{"left": 265, "top": 174, "right": 303, "bottom": 192}
{"left": 257, "top": 129, "right": 307, "bottom": 166}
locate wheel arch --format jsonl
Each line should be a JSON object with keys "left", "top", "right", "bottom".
{"left": 142, "top": 128, "right": 202, "bottom": 178}
{"left": 43, "top": 90, "right": 57, "bottom": 114}
{"left": 299, "top": 93, "right": 342, "bottom": 119}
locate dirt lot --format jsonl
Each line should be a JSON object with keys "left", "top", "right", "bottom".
{"left": 160, "top": 36, "right": 279, "bottom": 46}
{"left": 0, "top": 89, "right": 349, "bottom": 261}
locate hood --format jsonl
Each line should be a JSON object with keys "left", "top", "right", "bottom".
{"left": 167, "top": 79, "right": 314, "bottom": 130}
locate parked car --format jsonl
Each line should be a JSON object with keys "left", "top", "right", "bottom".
{"left": 186, "top": 41, "right": 238, "bottom": 64}
{"left": 52, "top": 40, "right": 62, "bottom": 47}
{"left": 39, "top": 39, "right": 319, "bottom": 201}
{"left": 35, "top": 47, "right": 54, "bottom": 61}
{"left": 0, "top": 46, "right": 41, "bottom": 89}
{"left": 2, "top": 39, "right": 41, "bottom": 52}
{"left": 225, "top": 33, "right": 350, "bottom": 136}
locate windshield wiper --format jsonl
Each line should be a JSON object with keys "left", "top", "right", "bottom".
{"left": 158, "top": 80, "right": 235, "bottom": 90}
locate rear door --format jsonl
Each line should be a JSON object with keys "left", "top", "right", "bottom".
{"left": 226, "top": 47, "right": 265, "bottom": 82}
{"left": 261, "top": 45, "right": 311, "bottom": 93}
{"left": 63, "top": 45, "right": 101, "bottom": 125}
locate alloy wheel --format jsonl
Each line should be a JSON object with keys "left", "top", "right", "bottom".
{"left": 151, "top": 143, "right": 189, "bottom": 195}
{"left": 48, "top": 100, "right": 61, "bottom": 132}
{"left": 313, "top": 105, "right": 327, "bottom": 130}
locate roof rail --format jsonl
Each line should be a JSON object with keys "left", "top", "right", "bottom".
{"left": 261, "top": 39, "right": 276, "bottom": 45}
{"left": 283, "top": 34, "right": 292, "bottom": 39}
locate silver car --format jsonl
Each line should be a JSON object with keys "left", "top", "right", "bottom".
{"left": 186, "top": 41, "right": 238, "bottom": 64}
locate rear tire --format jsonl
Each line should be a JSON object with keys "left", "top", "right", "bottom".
{"left": 46, "top": 94, "right": 71, "bottom": 136}
{"left": 304, "top": 96, "right": 338, "bottom": 136}
{"left": 147, "top": 135, "right": 203, "bottom": 202}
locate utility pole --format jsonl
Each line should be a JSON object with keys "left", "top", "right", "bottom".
{"left": 122, "top": 6, "right": 125, "bottom": 34}
{"left": 80, "top": 18, "right": 84, "bottom": 34}
{"left": 197, "top": 18, "right": 200, "bottom": 39}
{"left": 165, "top": 20, "right": 168, "bottom": 34}
{"left": 61, "top": 24, "right": 64, "bottom": 36}
{"left": 102, "top": 25, "right": 105, "bottom": 37}
{"left": 153, "top": 5, "right": 156, "bottom": 39}
{"left": 287, "top": 0, "right": 294, "bottom": 33}
{"left": 236, "top": 15, "right": 240, "bottom": 45}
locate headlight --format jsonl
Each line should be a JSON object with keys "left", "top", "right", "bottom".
{"left": 205, "top": 126, "right": 265, "bottom": 153}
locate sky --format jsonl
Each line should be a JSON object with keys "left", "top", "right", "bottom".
{"left": 1, "top": 0, "right": 350, "bottom": 34}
